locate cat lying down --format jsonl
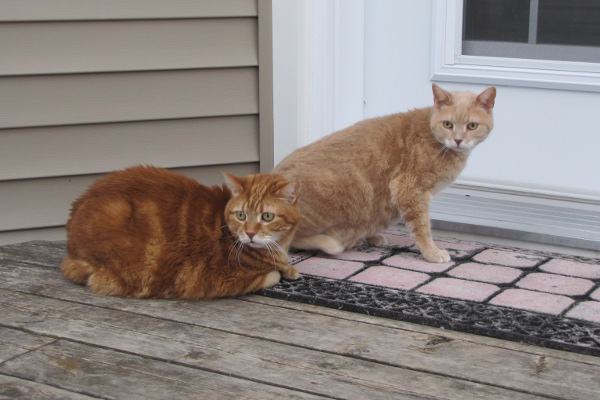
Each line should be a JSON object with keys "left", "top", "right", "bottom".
{"left": 61, "top": 166, "right": 300, "bottom": 299}
{"left": 274, "top": 84, "right": 496, "bottom": 263}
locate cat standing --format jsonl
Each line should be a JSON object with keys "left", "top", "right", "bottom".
{"left": 273, "top": 84, "right": 496, "bottom": 262}
{"left": 61, "top": 166, "right": 300, "bottom": 299}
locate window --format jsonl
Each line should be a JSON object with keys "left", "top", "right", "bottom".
{"left": 463, "top": 0, "right": 600, "bottom": 63}
{"left": 431, "top": 0, "right": 600, "bottom": 92}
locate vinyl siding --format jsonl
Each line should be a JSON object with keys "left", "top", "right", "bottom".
{"left": 0, "top": 0, "right": 271, "bottom": 244}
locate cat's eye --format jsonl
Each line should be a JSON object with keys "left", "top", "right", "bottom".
{"left": 442, "top": 120, "right": 453, "bottom": 129}
{"left": 467, "top": 122, "right": 479, "bottom": 130}
{"left": 235, "top": 211, "right": 246, "bottom": 221}
{"left": 261, "top": 212, "right": 275, "bottom": 222}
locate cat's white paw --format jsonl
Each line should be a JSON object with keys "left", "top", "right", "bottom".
{"left": 423, "top": 249, "right": 451, "bottom": 263}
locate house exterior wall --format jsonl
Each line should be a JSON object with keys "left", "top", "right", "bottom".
{"left": 0, "top": 0, "right": 272, "bottom": 244}
{"left": 273, "top": 0, "right": 600, "bottom": 204}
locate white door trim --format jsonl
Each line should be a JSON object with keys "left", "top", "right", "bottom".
{"left": 272, "top": 0, "right": 365, "bottom": 165}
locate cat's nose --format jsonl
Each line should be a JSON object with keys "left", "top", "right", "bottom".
{"left": 247, "top": 232, "right": 256, "bottom": 240}
{"left": 454, "top": 139, "right": 463, "bottom": 147}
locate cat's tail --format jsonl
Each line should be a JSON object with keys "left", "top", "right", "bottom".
{"left": 60, "top": 257, "right": 94, "bottom": 284}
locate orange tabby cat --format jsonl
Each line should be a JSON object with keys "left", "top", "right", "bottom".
{"left": 60, "top": 166, "right": 300, "bottom": 299}
{"left": 273, "top": 84, "right": 496, "bottom": 263}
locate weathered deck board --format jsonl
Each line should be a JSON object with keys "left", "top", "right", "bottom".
{"left": 1, "top": 241, "right": 600, "bottom": 400}
{"left": 0, "top": 375, "right": 100, "bottom": 400}
{"left": 1, "top": 339, "right": 326, "bottom": 400}
{"left": 0, "top": 289, "right": 543, "bottom": 400}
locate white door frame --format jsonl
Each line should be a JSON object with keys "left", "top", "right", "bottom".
{"left": 272, "top": 0, "right": 365, "bottom": 165}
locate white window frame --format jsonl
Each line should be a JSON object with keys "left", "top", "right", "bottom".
{"left": 431, "top": 0, "right": 600, "bottom": 92}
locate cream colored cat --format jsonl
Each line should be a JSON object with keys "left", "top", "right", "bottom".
{"left": 273, "top": 84, "right": 496, "bottom": 263}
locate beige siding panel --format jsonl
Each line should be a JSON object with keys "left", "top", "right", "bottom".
{"left": 1, "top": 0, "right": 257, "bottom": 21}
{"left": 0, "top": 19, "right": 257, "bottom": 75}
{"left": 0, "top": 163, "right": 259, "bottom": 232}
{"left": 0, "top": 68, "right": 258, "bottom": 129}
{"left": 0, "top": 116, "right": 259, "bottom": 181}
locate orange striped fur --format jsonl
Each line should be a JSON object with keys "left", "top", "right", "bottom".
{"left": 61, "top": 166, "right": 300, "bottom": 299}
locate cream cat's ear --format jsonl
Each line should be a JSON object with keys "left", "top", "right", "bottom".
{"left": 222, "top": 172, "right": 244, "bottom": 196}
{"left": 432, "top": 83, "right": 452, "bottom": 107}
{"left": 476, "top": 87, "right": 496, "bottom": 112}
{"left": 276, "top": 182, "right": 299, "bottom": 205}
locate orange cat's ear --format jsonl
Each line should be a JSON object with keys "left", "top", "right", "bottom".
{"left": 222, "top": 172, "right": 244, "bottom": 196}
{"left": 432, "top": 83, "right": 452, "bottom": 107}
{"left": 476, "top": 87, "right": 496, "bottom": 112}
{"left": 276, "top": 182, "right": 299, "bottom": 205}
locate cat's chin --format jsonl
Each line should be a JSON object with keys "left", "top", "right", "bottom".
{"left": 246, "top": 242, "right": 268, "bottom": 249}
{"left": 449, "top": 146, "right": 472, "bottom": 153}
{"left": 239, "top": 238, "right": 272, "bottom": 250}
{"left": 444, "top": 143, "right": 473, "bottom": 153}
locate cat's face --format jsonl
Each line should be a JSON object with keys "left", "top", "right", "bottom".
{"left": 430, "top": 84, "right": 496, "bottom": 153}
{"left": 223, "top": 173, "right": 300, "bottom": 250}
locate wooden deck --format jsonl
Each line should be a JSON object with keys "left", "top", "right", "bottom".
{"left": 2, "top": 242, "right": 600, "bottom": 399}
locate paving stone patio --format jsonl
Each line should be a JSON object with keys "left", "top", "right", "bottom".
{"left": 288, "top": 230, "right": 600, "bottom": 324}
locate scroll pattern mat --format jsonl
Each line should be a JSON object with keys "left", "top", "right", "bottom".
{"left": 260, "top": 230, "right": 600, "bottom": 356}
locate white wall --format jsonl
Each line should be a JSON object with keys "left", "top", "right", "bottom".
{"left": 273, "top": 0, "right": 600, "bottom": 202}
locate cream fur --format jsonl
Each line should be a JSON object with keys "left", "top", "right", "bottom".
{"left": 273, "top": 84, "right": 496, "bottom": 262}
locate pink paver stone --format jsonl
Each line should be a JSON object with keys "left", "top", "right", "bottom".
{"left": 349, "top": 266, "right": 430, "bottom": 290}
{"left": 591, "top": 288, "right": 600, "bottom": 301}
{"left": 416, "top": 278, "right": 499, "bottom": 302}
{"left": 325, "top": 245, "right": 393, "bottom": 262}
{"left": 516, "top": 273, "right": 594, "bottom": 296}
{"left": 411, "top": 239, "right": 485, "bottom": 259}
{"left": 383, "top": 252, "right": 454, "bottom": 273}
{"left": 489, "top": 289, "right": 574, "bottom": 315}
{"left": 472, "top": 249, "right": 545, "bottom": 268}
{"left": 539, "top": 259, "right": 600, "bottom": 279}
{"left": 447, "top": 263, "right": 522, "bottom": 284}
{"left": 294, "top": 257, "right": 364, "bottom": 279}
{"left": 566, "top": 301, "right": 600, "bottom": 324}
{"left": 380, "top": 232, "right": 415, "bottom": 249}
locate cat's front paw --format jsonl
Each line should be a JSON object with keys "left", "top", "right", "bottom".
{"left": 423, "top": 248, "right": 451, "bottom": 263}
{"left": 281, "top": 266, "right": 300, "bottom": 280}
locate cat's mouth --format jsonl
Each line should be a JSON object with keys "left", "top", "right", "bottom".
{"left": 246, "top": 241, "right": 267, "bottom": 249}
{"left": 445, "top": 140, "right": 472, "bottom": 153}
{"left": 240, "top": 236, "right": 271, "bottom": 249}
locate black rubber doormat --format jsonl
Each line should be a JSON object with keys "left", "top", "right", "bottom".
{"left": 260, "top": 275, "right": 600, "bottom": 356}
{"left": 259, "top": 232, "right": 600, "bottom": 357}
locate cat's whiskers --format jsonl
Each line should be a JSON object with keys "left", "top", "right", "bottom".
{"left": 236, "top": 240, "right": 245, "bottom": 266}
{"left": 264, "top": 239, "right": 289, "bottom": 268}
{"left": 226, "top": 238, "right": 245, "bottom": 268}
{"left": 430, "top": 138, "right": 449, "bottom": 161}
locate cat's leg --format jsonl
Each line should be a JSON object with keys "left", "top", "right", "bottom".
{"left": 366, "top": 234, "right": 388, "bottom": 247}
{"left": 213, "top": 270, "right": 281, "bottom": 299}
{"left": 292, "top": 234, "right": 345, "bottom": 255}
{"left": 400, "top": 198, "right": 450, "bottom": 263}
{"left": 253, "top": 270, "right": 281, "bottom": 290}
{"left": 87, "top": 269, "right": 128, "bottom": 297}
{"left": 60, "top": 257, "right": 94, "bottom": 284}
